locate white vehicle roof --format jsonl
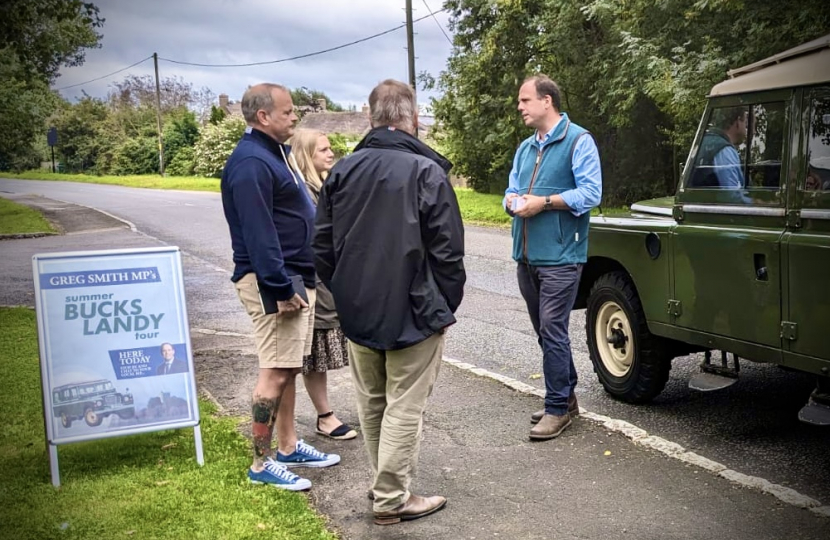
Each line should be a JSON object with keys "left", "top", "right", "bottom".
{"left": 709, "top": 34, "right": 830, "bottom": 97}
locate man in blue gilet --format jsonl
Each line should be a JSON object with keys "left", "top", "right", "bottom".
{"left": 505, "top": 75, "right": 602, "bottom": 440}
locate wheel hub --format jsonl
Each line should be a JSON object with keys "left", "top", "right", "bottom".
{"left": 595, "top": 301, "right": 635, "bottom": 377}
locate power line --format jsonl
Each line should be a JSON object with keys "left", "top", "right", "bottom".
{"left": 422, "top": 0, "right": 453, "bottom": 45}
{"left": 54, "top": 55, "right": 153, "bottom": 91}
{"left": 158, "top": 9, "right": 447, "bottom": 68}
{"left": 51, "top": 10, "right": 449, "bottom": 91}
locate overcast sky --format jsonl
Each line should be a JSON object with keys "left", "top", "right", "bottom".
{"left": 54, "top": 0, "right": 455, "bottom": 110}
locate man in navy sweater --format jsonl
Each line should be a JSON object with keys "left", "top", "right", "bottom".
{"left": 221, "top": 83, "right": 340, "bottom": 491}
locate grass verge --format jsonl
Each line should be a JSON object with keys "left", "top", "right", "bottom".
{"left": 3, "top": 171, "right": 220, "bottom": 192}
{"left": 0, "top": 307, "right": 336, "bottom": 540}
{"left": 0, "top": 197, "right": 57, "bottom": 234}
{"left": 3, "top": 172, "right": 630, "bottom": 225}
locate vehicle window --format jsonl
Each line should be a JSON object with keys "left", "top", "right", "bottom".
{"left": 805, "top": 94, "right": 830, "bottom": 191}
{"left": 687, "top": 102, "right": 786, "bottom": 190}
{"left": 53, "top": 391, "right": 60, "bottom": 402}
{"left": 746, "top": 102, "right": 786, "bottom": 189}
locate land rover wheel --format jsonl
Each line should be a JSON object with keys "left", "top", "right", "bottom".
{"left": 84, "top": 408, "right": 103, "bottom": 427}
{"left": 586, "top": 271, "right": 671, "bottom": 403}
{"left": 60, "top": 412, "right": 72, "bottom": 428}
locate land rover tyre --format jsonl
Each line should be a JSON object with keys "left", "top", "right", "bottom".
{"left": 118, "top": 408, "right": 135, "bottom": 419}
{"left": 84, "top": 407, "right": 103, "bottom": 427}
{"left": 60, "top": 412, "right": 72, "bottom": 428}
{"left": 586, "top": 271, "right": 671, "bottom": 403}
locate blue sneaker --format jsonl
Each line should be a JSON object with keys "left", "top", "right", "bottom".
{"left": 276, "top": 440, "right": 341, "bottom": 468}
{"left": 248, "top": 458, "right": 312, "bottom": 491}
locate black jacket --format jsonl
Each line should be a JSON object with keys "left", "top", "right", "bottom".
{"left": 313, "top": 127, "right": 466, "bottom": 350}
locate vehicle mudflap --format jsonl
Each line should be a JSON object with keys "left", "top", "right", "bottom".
{"left": 689, "top": 351, "right": 740, "bottom": 392}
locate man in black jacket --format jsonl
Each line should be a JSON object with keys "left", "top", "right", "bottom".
{"left": 314, "top": 79, "right": 465, "bottom": 525}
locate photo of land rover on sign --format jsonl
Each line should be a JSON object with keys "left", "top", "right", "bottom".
{"left": 52, "top": 379, "right": 135, "bottom": 428}
{"left": 574, "top": 34, "right": 830, "bottom": 425}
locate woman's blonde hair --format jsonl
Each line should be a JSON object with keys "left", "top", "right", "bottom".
{"left": 288, "top": 128, "right": 328, "bottom": 194}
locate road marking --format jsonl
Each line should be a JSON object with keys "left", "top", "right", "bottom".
{"left": 441, "top": 356, "right": 830, "bottom": 518}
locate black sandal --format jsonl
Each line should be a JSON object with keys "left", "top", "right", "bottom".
{"left": 315, "top": 411, "right": 357, "bottom": 440}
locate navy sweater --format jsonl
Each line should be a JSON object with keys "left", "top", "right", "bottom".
{"left": 221, "top": 128, "right": 316, "bottom": 301}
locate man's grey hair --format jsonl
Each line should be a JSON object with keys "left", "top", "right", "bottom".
{"left": 241, "top": 83, "right": 288, "bottom": 125}
{"left": 368, "top": 79, "right": 416, "bottom": 133}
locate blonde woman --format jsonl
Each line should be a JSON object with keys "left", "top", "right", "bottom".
{"left": 286, "top": 128, "right": 357, "bottom": 440}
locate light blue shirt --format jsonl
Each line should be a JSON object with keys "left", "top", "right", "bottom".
{"left": 712, "top": 146, "right": 744, "bottom": 188}
{"left": 506, "top": 117, "right": 602, "bottom": 216}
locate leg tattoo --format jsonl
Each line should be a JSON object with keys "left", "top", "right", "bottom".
{"left": 252, "top": 396, "right": 280, "bottom": 460}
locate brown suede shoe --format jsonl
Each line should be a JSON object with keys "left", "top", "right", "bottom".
{"left": 529, "top": 413, "right": 572, "bottom": 440}
{"left": 531, "top": 394, "right": 579, "bottom": 424}
{"left": 373, "top": 494, "right": 447, "bottom": 525}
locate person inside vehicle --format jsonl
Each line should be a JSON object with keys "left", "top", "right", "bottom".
{"left": 691, "top": 106, "right": 748, "bottom": 188}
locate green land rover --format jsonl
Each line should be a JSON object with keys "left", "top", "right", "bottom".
{"left": 575, "top": 34, "right": 830, "bottom": 425}
{"left": 52, "top": 379, "right": 135, "bottom": 428}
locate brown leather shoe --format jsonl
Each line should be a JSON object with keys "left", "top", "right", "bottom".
{"left": 531, "top": 394, "right": 579, "bottom": 424}
{"left": 529, "top": 413, "right": 571, "bottom": 440}
{"left": 373, "top": 494, "right": 447, "bottom": 525}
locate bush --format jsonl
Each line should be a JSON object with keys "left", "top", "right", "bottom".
{"left": 327, "top": 132, "right": 361, "bottom": 159}
{"left": 193, "top": 116, "right": 246, "bottom": 177}
{"left": 109, "top": 137, "right": 159, "bottom": 175}
{"left": 165, "top": 145, "right": 195, "bottom": 176}
{"left": 163, "top": 108, "right": 199, "bottom": 166}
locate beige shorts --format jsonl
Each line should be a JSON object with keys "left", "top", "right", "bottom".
{"left": 234, "top": 272, "right": 316, "bottom": 369}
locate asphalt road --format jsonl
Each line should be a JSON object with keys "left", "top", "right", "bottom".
{"left": 2, "top": 178, "right": 828, "bottom": 506}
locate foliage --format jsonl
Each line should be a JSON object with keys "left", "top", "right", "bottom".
{"left": 0, "top": 50, "right": 60, "bottom": 171}
{"left": 0, "top": 0, "right": 103, "bottom": 81}
{"left": 193, "top": 115, "right": 247, "bottom": 177}
{"left": 109, "top": 136, "right": 159, "bottom": 175}
{"left": 165, "top": 145, "right": 196, "bottom": 176}
{"left": 163, "top": 108, "right": 200, "bottom": 166}
{"left": 107, "top": 74, "right": 209, "bottom": 115}
{"left": 0, "top": 198, "right": 56, "bottom": 234}
{"left": 209, "top": 105, "right": 227, "bottom": 125}
{"left": 290, "top": 87, "right": 345, "bottom": 114}
{"left": 327, "top": 133, "right": 359, "bottom": 158}
{"left": 434, "top": 0, "right": 830, "bottom": 204}
{"left": 0, "top": 307, "right": 336, "bottom": 540}
{"left": 0, "top": 0, "right": 103, "bottom": 170}
{"left": 53, "top": 94, "right": 109, "bottom": 173}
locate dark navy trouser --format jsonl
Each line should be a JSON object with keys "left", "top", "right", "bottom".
{"left": 517, "top": 263, "right": 583, "bottom": 415}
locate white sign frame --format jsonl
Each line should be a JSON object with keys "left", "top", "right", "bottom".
{"left": 33, "top": 246, "right": 204, "bottom": 486}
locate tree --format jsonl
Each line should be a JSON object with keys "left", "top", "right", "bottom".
{"left": 53, "top": 94, "right": 110, "bottom": 173}
{"left": 0, "top": 0, "right": 103, "bottom": 170}
{"left": 0, "top": 50, "right": 59, "bottom": 170}
{"left": 209, "top": 105, "right": 227, "bottom": 125}
{"left": 0, "top": 0, "right": 103, "bottom": 81}
{"left": 433, "top": 0, "right": 830, "bottom": 204}
{"left": 290, "top": 87, "right": 345, "bottom": 115}
{"left": 107, "top": 74, "right": 196, "bottom": 114}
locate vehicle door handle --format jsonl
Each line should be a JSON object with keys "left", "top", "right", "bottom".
{"left": 754, "top": 254, "right": 768, "bottom": 281}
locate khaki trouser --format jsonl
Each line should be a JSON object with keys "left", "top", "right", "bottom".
{"left": 348, "top": 332, "right": 445, "bottom": 512}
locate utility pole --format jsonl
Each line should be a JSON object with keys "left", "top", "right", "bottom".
{"left": 405, "top": 0, "right": 419, "bottom": 138}
{"left": 153, "top": 52, "right": 165, "bottom": 176}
